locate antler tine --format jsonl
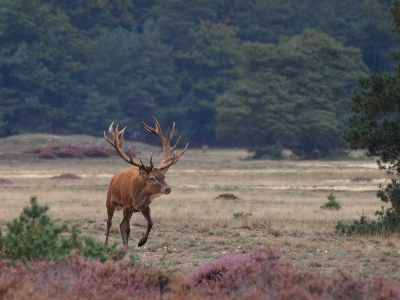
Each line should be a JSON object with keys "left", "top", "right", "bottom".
{"left": 170, "top": 135, "right": 182, "bottom": 152}
{"left": 108, "top": 122, "right": 115, "bottom": 135}
{"left": 141, "top": 116, "right": 188, "bottom": 173}
{"left": 104, "top": 122, "right": 115, "bottom": 144}
{"left": 149, "top": 153, "right": 154, "bottom": 169}
{"left": 118, "top": 125, "right": 125, "bottom": 149}
{"left": 167, "top": 122, "right": 176, "bottom": 141}
{"left": 153, "top": 116, "right": 163, "bottom": 136}
{"left": 159, "top": 142, "right": 189, "bottom": 172}
{"left": 142, "top": 116, "right": 166, "bottom": 140}
{"left": 104, "top": 122, "right": 153, "bottom": 171}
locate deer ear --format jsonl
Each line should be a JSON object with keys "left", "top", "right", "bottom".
{"left": 139, "top": 169, "right": 148, "bottom": 177}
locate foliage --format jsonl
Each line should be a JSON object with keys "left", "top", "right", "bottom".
{"left": 336, "top": 180, "right": 400, "bottom": 235}
{"left": 42, "top": 0, "right": 138, "bottom": 34}
{"left": 0, "top": 196, "right": 121, "bottom": 263}
{"left": 1, "top": 246, "right": 400, "bottom": 299}
{"left": 189, "top": 246, "right": 400, "bottom": 299}
{"left": 216, "top": 29, "right": 368, "bottom": 158}
{"left": 0, "top": 0, "right": 398, "bottom": 148}
{"left": 342, "top": 0, "right": 400, "bottom": 233}
{"left": 233, "top": 212, "right": 252, "bottom": 218}
{"left": 0, "top": 256, "right": 176, "bottom": 300}
{"left": 178, "top": 20, "right": 243, "bottom": 144}
{"left": 335, "top": 205, "right": 400, "bottom": 235}
{"left": 23, "top": 145, "right": 115, "bottom": 159}
{"left": 0, "top": 0, "right": 87, "bottom": 136}
{"left": 84, "top": 22, "right": 180, "bottom": 139}
{"left": 321, "top": 193, "right": 341, "bottom": 210}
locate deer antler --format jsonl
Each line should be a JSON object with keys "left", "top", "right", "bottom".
{"left": 142, "top": 116, "right": 188, "bottom": 173}
{"left": 104, "top": 122, "right": 153, "bottom": 173}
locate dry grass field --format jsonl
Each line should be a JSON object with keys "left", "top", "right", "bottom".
{"left": 1, "top": 134, "right": 400, "bottom": 283}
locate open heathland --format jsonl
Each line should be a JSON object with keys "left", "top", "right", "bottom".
{"left": 0, "top": 134, "right": 400, "bottom": 284}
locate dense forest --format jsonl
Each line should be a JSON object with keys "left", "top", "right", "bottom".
{"left": 0, "top": 0, "right": 398, "bottom": 158}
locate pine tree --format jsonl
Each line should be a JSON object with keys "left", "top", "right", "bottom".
{"left": 342, "top": 0, "right": 400, "bottom": 226}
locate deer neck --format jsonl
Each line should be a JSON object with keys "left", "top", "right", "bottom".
{"left": 131, "top": 175, "right": 162, "bottom": 211}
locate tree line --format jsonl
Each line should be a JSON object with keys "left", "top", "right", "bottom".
{"left": 0, "top": 0, "right": 398, "bottom": 158}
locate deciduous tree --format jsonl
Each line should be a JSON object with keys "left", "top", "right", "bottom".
{"left": 178, "top": 20, "right": 242, "bottom": 144}
{"left": 216, "top": 29, "right": 368, "bottom": 158}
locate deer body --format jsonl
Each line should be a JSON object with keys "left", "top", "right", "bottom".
{"left": 107, "top": 167, "right": 168, "bottom": 212}
{"left": 104, "top": 117, "right": 187, "bottom": 248}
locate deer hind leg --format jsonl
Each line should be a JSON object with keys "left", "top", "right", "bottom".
{"left": 120, "top": 208, "right": 133, "bottom": 248}
{"left": 105, "top": 194, "right": 115, "bottom": 245}
{"left": 138, "top": 206, "right": 153, "bottom": 247}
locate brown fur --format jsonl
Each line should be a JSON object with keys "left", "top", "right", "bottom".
{"left": 105, "top": 166, "right": 171, "bottom": 248}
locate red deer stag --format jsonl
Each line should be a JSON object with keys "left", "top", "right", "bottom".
{"left": 104, "top": 116, "right": 188, "bottom": 247}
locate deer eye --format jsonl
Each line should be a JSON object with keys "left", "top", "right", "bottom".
{"left": 149, "top": 176, "right": 156, "bottom": 182}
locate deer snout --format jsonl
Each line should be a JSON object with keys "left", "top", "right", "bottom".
{"left": 164, "top": 187, "right": 171, "bottom": 194}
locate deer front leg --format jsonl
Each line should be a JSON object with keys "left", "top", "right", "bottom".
{"left": 120, "top": 208, "right": 133, "bottom": 248}
{"left": 138, "top": 206, "right": 153, "bottom": 247}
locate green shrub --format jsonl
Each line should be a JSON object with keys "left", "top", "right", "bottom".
{"left": 336, "top": 206, "right": 400, "bottom": 236}
{"left": 233, "top": 212, "right": 252, "bottom": 218}
{"left": 320, "top": 193, "right": 341, "bottom": 210}
{"left": 0, "top": 196, "right": 122, "bottom": 263}
{"left": 336, "top": 180, "right": 400, "bottom": 235}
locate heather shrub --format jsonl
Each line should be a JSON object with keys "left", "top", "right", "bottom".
{"left": 52, "top": 173, "right": 81, "bottom": 179}
{"left": 0, "top": 261, "right": 27, "bottom": 299}
{"left": 1, "top": 247, "right": 400, "bottom": 299}
{"left": 0, "top": 178, "right": 12, "bottom": 184}
{"left": 54, "top": 146, "right": 84, "bottom": 158}
{"left": 24, "top": 145, "right": 117, "bottom": 159}
{"left": 83, "top": 146, "right": 111, "bottom": 157}
{"left": 0, "top": 196, "right": 121, "bottom": 263}
{"left": 188, "top": 246, "right": 400, "bottom": 299}
{"left": 37, "top": 148, "right": 56, "bottom": 159}
{"left": 10, "top": 257, "right": 180, "bottom": 300}
{"left": 23, "top": 147, "right": 44, "bottom": 154}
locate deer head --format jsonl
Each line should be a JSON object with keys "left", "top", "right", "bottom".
{"left": 104, "top": 116, "right": 188, "bottom": 184}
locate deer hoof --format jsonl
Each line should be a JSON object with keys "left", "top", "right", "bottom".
{"left": 138, "top": 238, "right": 147, "bottom": 247}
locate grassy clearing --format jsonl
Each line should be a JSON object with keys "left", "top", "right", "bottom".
{"left": 0, "top": 134, "right": 399, "bottom": 281}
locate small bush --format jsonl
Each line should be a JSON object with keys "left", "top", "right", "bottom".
{"left": 188, "top": 246, "right": 400, "bottom": 299}
{"left": 54, "top": 146, "right": 84, "bottom": 158}
{"left": 37, "top": 148, "right": 56, "bottom": 159}
{"left": 83, "top": 146, "right": 111, "bottom": 157}
{"left": 0, "top": 256, "right": 177, "bottom": 300}
{"left": 1, "top": 246, "right": 400, "bottom": 299}
{"left": 233, "top": 212, "right": 252, "bottom": 218}
{"left": 250, "top": 141, "right": 284, "bottom": 159}
{"left": 321, "top": 193, "right": 341, "bottom": 210}
{"left": 336, "top": 180, "right": 400, "bottom": 235}
{"left": 52, "top": 173, "right": 81, "bottom": 179}
{"left": 22, "top": 147, "right": 43, "bottom": 154}
{"left": 336, "top": 206, "right": 400, "bottom": 236}
{"left": 24, "top": 145, "right": 119, "bottom": 159}
{"left": 0, "top": 196, "right": 121, "bottom": 263}
{"left": 0, "top": 178, "right": 12, "bottom": 184}
{"left": 351, "top": 177, "right": 372, "bottom": 182}
{"left": 214, "top": 193, "right": 238, "bottom": 200}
